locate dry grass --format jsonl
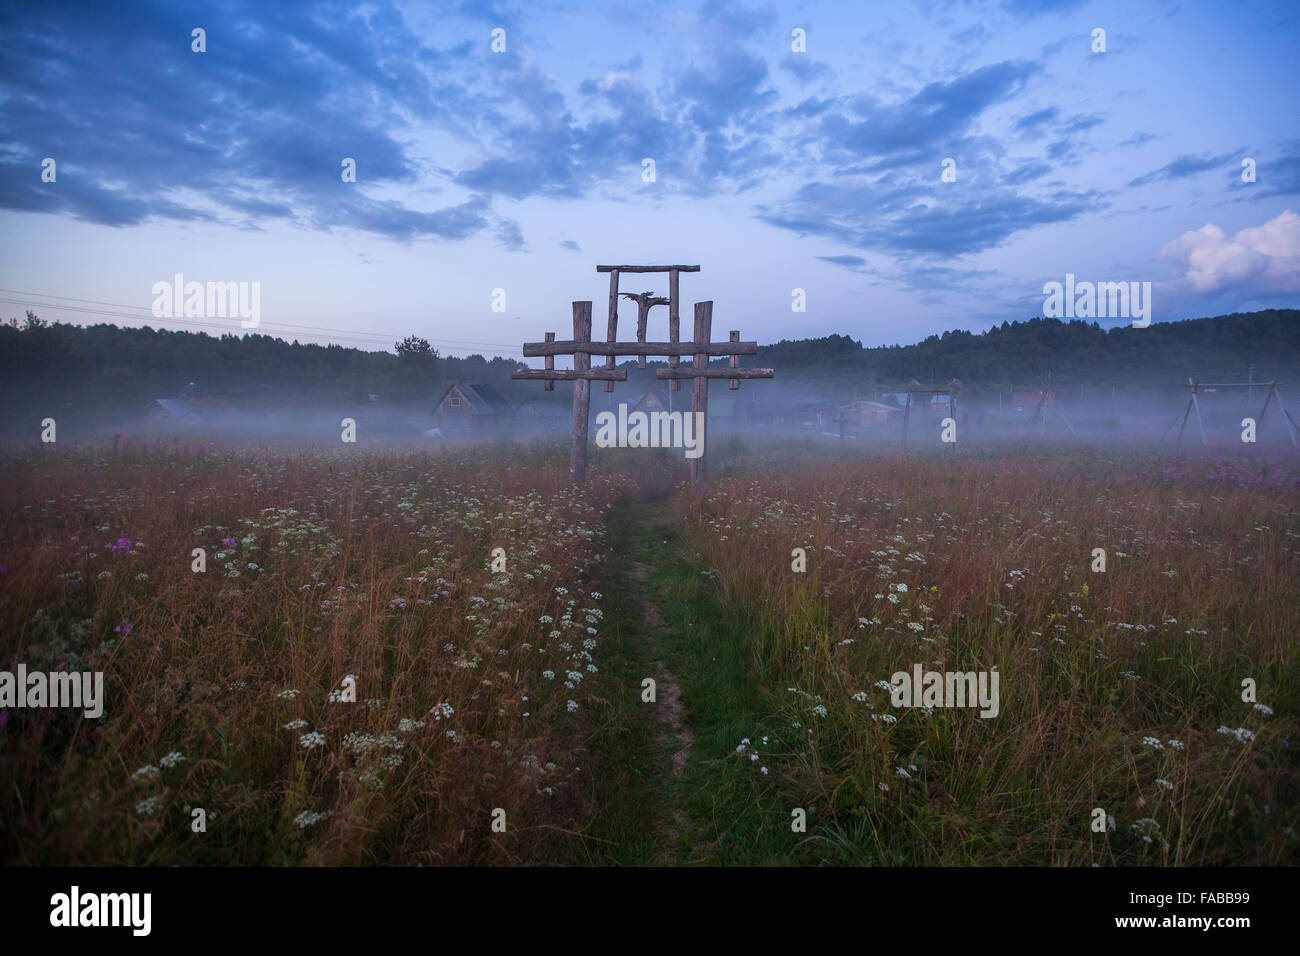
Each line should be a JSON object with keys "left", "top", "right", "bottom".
{"left": 0, "top": 442, "right": 632, "bottom": 864}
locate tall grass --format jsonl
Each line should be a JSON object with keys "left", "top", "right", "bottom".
{"left": 674, "top": 449, "right": 1300, "bottom": 865}
{"left": 0, "top": 442, "right": 634, "bottom": 864}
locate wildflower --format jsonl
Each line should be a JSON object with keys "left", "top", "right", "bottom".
{"left": 222, "top": 537, "right": 236, "bottom": 548}
{"left": 1155, "top": 779, "right": 1173, "bottom": 790}
{"left": 542, "top": 670, "right": 555, "bottom": 680}
{"left": 566, "top": 700, "right": 578, "bottom": 712}
{"left": 1167, "top": 739, "right": 1184, "bottom": 751}
{"left": 300, "top": 731, "right": 326, "bottom": 749}
{"left": 276, "top": 689, "right": 300, "bottom": 700}
{"left": 1141, "top": 736, "right": 1163, "bottom": 750}
{"left": 1254, "top": 703, "right": 1274, "bottom": 716}
{"left": 895, "top": 766, "right": 911, "bottom": 779}
{"left": 283, "top": 719, "right": 309, "bottom": 730}
{"left": 111, "top": 537, "right": 131, "bottom": 554}
{"left": 811, "top": 704, "right": 828, "bottom": 718}
{"left": 159, "top": 751, "right": 185, "bottom": 768}
{"left": 114, "top": 621, "right": 132, "bottom": 635}
{"left": 761, "top": 766, "right": 769, "bottom": 775}
{"left": 135, "top": 796, "right": 162, "bottom": 816}
{"left": 887, "top": 593, "right": 900, "bottom": 605}
{"left": 398, "top": 718, "right": 425, "bottom": 733}
{"left": 852, "top": 691, "right": 868, "bottom": 702}
{"left": 131, "top": 764, "right": 159, "bottom": 782}
{"left": 430, "top": 702, "right": 454, "bottom": 721}
{"left": 293, "top": 810, "right": 332, "bottom": 829}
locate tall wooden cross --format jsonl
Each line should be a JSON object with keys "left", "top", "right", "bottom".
{"left": 511, "top": 264, "right": 774, "bottom": 485}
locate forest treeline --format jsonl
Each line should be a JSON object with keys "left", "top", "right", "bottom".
{"left": 1, "top": 309, "right": 1296, "bottom": 422}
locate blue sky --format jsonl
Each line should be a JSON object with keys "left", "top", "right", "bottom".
{"left": 1, "top": 0, "right": 1297, "bottom": 358}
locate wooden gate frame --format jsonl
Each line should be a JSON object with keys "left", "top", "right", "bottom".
{"left": 1172, "top": 378, "right": 1299, "bottom": 447}
{"left": 511, "top": 265, "right": 774, "bottom": 485}
{"left": 900, "top": 379, "right": 963, "bottom": 452}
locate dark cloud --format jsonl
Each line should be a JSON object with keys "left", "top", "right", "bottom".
{"left": 1128, "top": 152, "right": 1237, "bottom": 187}
{"left": 816, "top": 255, "right": 867, "bottom": 269}
{"left": 816, "top": 60, "right": 1036, "bottom": 163}
{"left": 0, "top": 0, "right": 499, "bottom": 240}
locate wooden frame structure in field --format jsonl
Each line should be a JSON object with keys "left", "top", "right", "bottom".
{"left": 1172, "top": 377, "right": 1299, "bottom": 447}
{"left": 900, "top": 379, "right": 963, "bottom": 452}
{"left": 512, "top": 264, "right": 774, "bottom": 485}
{"left": 1028, "top": 372, "right": 1076, "bottom": 437}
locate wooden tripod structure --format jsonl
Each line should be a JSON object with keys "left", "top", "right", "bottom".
{"left": 1172, "top": 378, "right": 1299, "bottom": 447}
{"left": 900, "top": 378, "right": 963, "bottom": 452}
{"left": 512, "top": 264, "right": 774, "bottom": 486}
{"left": 1028, "top": 372, "right": 1076, "bottom": 436}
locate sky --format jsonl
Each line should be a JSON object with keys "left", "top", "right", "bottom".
{"left": 1, "top": 0, "right": 1298, "bottom": 359}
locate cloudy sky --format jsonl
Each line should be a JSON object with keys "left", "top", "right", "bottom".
{"left": 1, "top": 0, "right": 1297, "bottom": 358}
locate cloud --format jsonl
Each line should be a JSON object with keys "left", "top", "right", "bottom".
{"left": 0, "top": 0, "right": 500, "bottom": 240}
{"left": 1129, "top": 152, "right": 1237, "bottom": 187}
{"left": 1161, "top": 210, "right": 1300, "bottom": 294}
{"left": 816, "top": 255, "right": 867, "bottom": 269}
{"left": 561, "top": 239, "right": 582, "bottom": 252}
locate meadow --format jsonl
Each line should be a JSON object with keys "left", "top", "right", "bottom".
{"left": 0, "top": 438, "right": 1296, "bottom": 865}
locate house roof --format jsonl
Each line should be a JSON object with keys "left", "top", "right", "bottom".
{"left": 842, "top": 400, "right": 899, "bottom": 412}
{"left": 518, "top": 398, "right": 569, "bottom": 418}
{"left": 436, "top": 382, "right": 514, "bottom": 415}
{"left": 154, "top": 398, "right": 196, "bottom": 418}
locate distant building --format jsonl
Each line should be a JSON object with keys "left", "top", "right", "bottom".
{"left": 148, "top": 396, "right": 233, "bottom": 425}
{"left": 432, "top": 383, "right": 514, "bottom": 436}
{"left": 1011, "top": 392, "right": 1052, "bottom": 414}
{"left": 630, "top": 390, "right": 670, "bottom": 416}
{"left": 149, "top": 398, "right": 200, "bottom": 425}
{"left": 839, "top": 399, "right": 900, "bottom": 427}
{"left": 517, "top": 397, "right": 569, "bottom": 433}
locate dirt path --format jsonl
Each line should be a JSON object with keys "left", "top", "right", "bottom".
{"left": 630, "top": 560, "right": 694, "bottom": 777}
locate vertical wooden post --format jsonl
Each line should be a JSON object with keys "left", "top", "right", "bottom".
{"left": 729, "top": 330, "right": 740, "bottom": 389}
{"left": 690, "top": 301, "right": 711, "bottom": 486}
{"left": 668, "top": 269, "right": 681, "bottom": 393}
{"left": 604, "top": 271, "right": 619, "bottom": 392}
{"left": 543, "top": 332, "right": 555, "bottom": 391}
{"left": 1176, "top": 397, "right": 1193, "bottom": 443}
{"left": 571, "top": 301, "right": 592, "bottom": 484}
{"left": 902, "top": 391, "right": 912, "bottom": 451}
{"left": 637, "top": 298, "right": 649, "bottom": 369}
{"left": 950, "top": 393, "right": 957, "bottom": 453}
{"left": 1271, "top": 385, "right": 1300, "bottom": 446}
{"left": 1191, "top": 387, "right": 1207, "bottom": 447}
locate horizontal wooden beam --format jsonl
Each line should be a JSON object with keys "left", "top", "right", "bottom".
{"left": 656, "top": 368, "right": 774, "bottom": 380}
{"left": 1191, "top": 382, "right": 1280, "bottom": 389}
{"left": 595, "top": 265, "right": 700, "bottom": 273}
{"left": 512, "top": 369, "right": 628, "bottom": 381}
{"left": 524, "top": 340, "right": 757, "bottom": 357}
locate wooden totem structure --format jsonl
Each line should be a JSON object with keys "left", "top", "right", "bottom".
{"left": 512, "top": 264, "right": 774, "bottom": 485}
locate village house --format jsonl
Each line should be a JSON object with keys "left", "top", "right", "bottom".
{"left": 432, "top": 382, "right": 514, "bottom": 437}
{"left": 147, "top": 395, "right": 233, "bottom": 425}
{"left": 516, "top": 397, "right": 569, "bottom": 434}
{"left": 838, "top": 398, "right": 901, "bottom": 428}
